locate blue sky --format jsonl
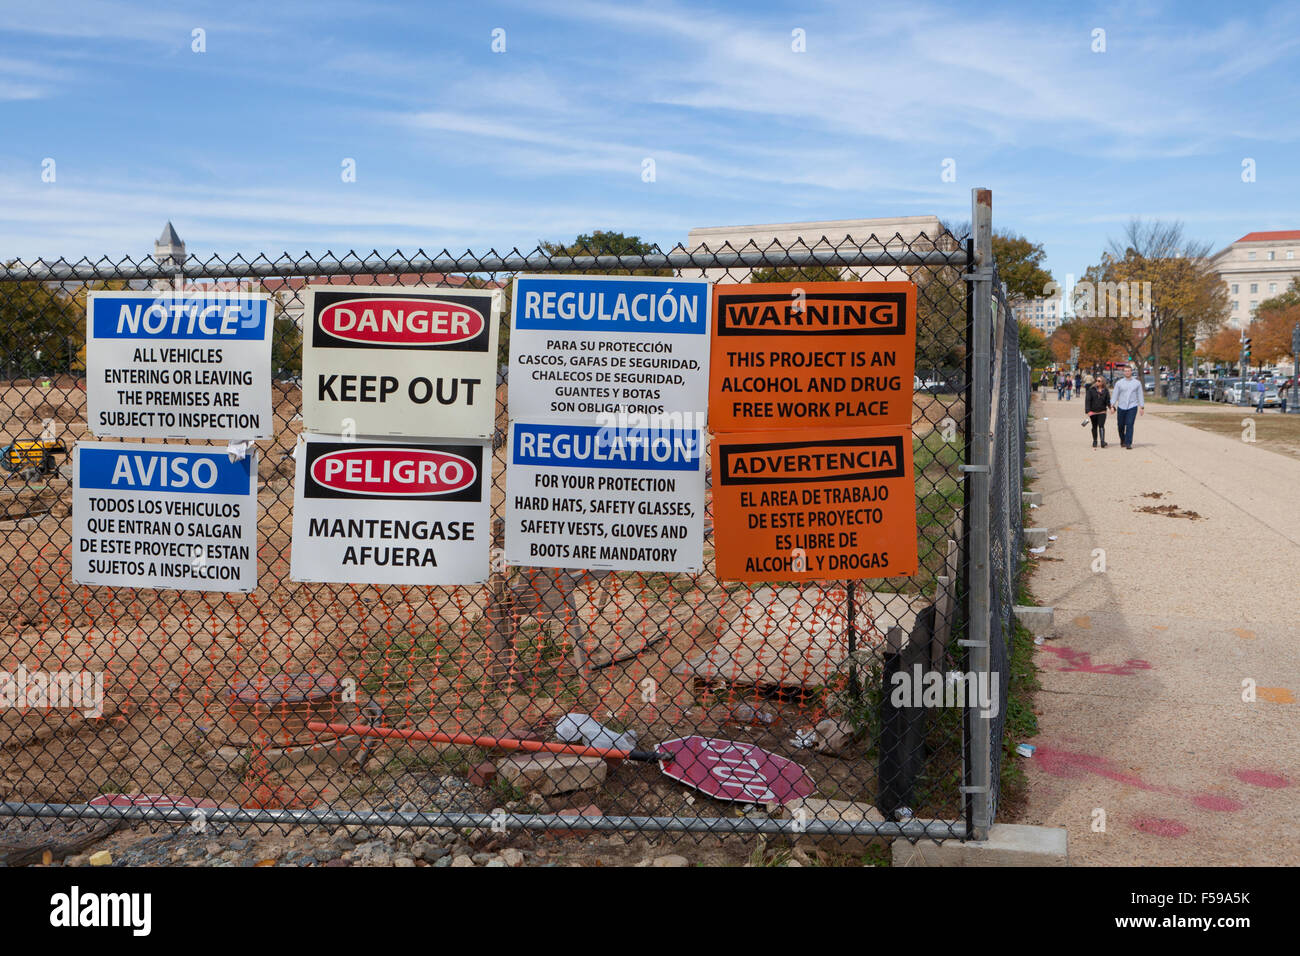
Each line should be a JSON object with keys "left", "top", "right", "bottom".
{"left": 2, "top": 0, "right": 1298, "bottom": 287}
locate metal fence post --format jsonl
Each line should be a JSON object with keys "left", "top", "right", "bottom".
{"left": 964, "top": 187, "right": 994, "bottom": 840}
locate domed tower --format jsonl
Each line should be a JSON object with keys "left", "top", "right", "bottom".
{"left": 153, "top": 221, "right": 185, "bottom": 289}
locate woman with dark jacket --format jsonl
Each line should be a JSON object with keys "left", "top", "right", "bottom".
{"left": 1086, "top": 377, "right": 1110, "bottom": 447}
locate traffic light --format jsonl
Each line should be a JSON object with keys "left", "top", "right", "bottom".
{"left": 1243, "top": 337, "right": 1252, "bottom": 360}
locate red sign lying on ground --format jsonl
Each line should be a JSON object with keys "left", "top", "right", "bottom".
{"left": 657, "top": 736, "right": 816, "bottom": 804}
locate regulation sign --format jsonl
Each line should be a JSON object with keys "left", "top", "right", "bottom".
{"left": 709, "top": 281, "right": 916, "bottom": 432}
{"left": 72, "top": 442, "right": 259, "bottom": 592}
{"left": 504, "top": 421, "right": 705, "bottom": 573}
{"left": 302, "top": 286, "right": 500, "bottom": 439}
{"left": 710, "top": 426, "right": 918, "bottom": 582}
{"left": 508, "top": 275, "right": 711, "bottom": 425}
{"left": 86, "top": 291, "right": 273, "bottom": 440}
{"left": 290, "top": 436, "right": 491, "bottom": 586}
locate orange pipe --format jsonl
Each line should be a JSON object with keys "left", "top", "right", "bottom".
{"left": 307, "top": 721, "right": 633, "bottom": 761}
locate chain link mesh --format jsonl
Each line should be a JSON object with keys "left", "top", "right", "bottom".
{"left": 0, "top": 231, "right": 1026, "bottom": 849}
{"left": 983, "top": 268, "right": 1031, "bottom": 823}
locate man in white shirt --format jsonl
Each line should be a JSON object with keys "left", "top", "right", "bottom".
{"left": 1110, "top": 365, "right": 1145, "bottom": 449}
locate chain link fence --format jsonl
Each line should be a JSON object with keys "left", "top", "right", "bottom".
{"left": 0, "top": 216, "right": 1027, "bottom": 853}
{"left": 982, "top": 266, "right": 1031, "bottom": 825}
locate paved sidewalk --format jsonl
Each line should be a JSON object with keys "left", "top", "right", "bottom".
{"left": 1019, "top": 392, "right": 1299, "bottom": 865}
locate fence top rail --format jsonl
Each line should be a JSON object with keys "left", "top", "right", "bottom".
{"left": 2, "top": 238, "right": 969, "bottom": 283}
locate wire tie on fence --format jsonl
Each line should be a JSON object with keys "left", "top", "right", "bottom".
{"left": 958, "top": 464, "right": 988, "bottom": 473}
{"left": 959, "top": 786, "right": 990, "bottom": 794}
{"left": 956, "top": 640, "right": 988, "bottom": 648}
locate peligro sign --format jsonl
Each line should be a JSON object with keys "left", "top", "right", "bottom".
{"left": 309, "top": 447, "right": 476, "bottom": 497}
{"left": 290, "top": 435, "right": 490, "bottom": 586}
{"left": 316, "top": 298, "right": 485, "bottom": 347}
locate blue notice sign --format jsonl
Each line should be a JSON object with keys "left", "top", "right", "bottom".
{"left": 507, "top": 274, "right": 712, "bottom": 423}
{"left": 511, "top": 422, "right": 702, "bottom": 472}
{"left": 90, "top": 294, "right": 268, "bottom": 340}
{"left": 513, "top": 276, "right": 708, "bottom": 334}
{"left": 78, "top": 446, "right": 254, "bottom": 496}
{"left": 86, "top": 290, "right": 274, "bottom": 440}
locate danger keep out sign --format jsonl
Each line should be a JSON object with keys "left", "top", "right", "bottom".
{"left": 72, "top": 442, "right": 258, "bottom": 592}
{"left": 290, "top": 437, "right": 490, "bottom": 586}
{"left": 709, "top": 281, "right": 916, "bottom": 432}
{"left": 86, "top": 291, "right": 273, "bottom": 440}
{"left": 505, "top": 421, "right": 705, "bottom": 573}
{"left": 711, "top": 427, "right": 918, "bottom": 582}
{"left": 302, "top": 286, "right": 500, "bottom": 439}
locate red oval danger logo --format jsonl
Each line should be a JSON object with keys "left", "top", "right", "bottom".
{"left": 318, "top": 297, "right": 485, "bottom": 346}
{"left": 310, "top": 448, "right": 476, "bottom": 496}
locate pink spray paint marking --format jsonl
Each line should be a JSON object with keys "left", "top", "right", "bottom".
{"left": 1032, "top": 746, "right": 1172, "bottom": 792}
{"left": 1133, "top": 817, "right": 1188, "bottom": 838}
{"left": 1033, "top": 748, "right": 1245, "bottom": 814}
{"left": 1191, "top": 793, "right": 1244, "bottom": 812}
{"left": 1039, "top": 646, "right": 1152, "bottom": 676}
{"left": 1233, "top": 769, "right": 1290, "bottom": 789}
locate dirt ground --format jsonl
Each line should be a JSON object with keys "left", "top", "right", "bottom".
{"left": 1, "top": 380, "right": 964, "bottom": 853}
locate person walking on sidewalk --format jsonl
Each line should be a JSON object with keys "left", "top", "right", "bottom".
{"left": 1057, "top": 373, "right": 1066, "bottom": 401}
{"left": 1255, "top": 379, "right": 1267, "bottom": 413}
{"left": 1086, "top": 376, "right": 1110, "bottom": 448}
{"left": 1111, "top": 365, "right": 1145, "bottom": 449}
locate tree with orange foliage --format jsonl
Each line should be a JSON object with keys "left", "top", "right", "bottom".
{"left": 1197, "top": 325, "right": 1244, "bottom": 368}
{"left": 1252, "top": 278, "right": 1300, "bottom": 365}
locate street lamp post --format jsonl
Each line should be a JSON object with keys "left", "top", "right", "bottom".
{"left": 1176, "top": 314, "right": 1184, "bottom": 401}
{"left": 1291, "top": 324, "right": 1300, "bottom": 414}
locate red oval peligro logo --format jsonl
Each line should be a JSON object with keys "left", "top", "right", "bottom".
{"left": 318, "top": 297, "right": 485, "bottom": 346}
{"left": 310, "top": 448, "right": 476, "bottom": 496}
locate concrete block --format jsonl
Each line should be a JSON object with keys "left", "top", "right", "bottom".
{"left": 1022, "top": 491, "right": 1042, "bottom": 507}
{"left": 1024, "top": 527, "right": 1048, "bottom": 549}
{"left": 1023, "top": 466, "right": 1039, "bottom": 479}
{"left": 1013, "top": 604, "right": 1054, "bottom": 636}
{"left": 892, "top": 823, "right": 1067, "bottom": 867}
{"left": 784, "top": 797, "right": 888, "bottom": 854}
{"left": 496, "top": 752, "right": 607, "bottom": 796}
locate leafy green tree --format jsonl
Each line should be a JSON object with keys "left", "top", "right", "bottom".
{"left": 748, "top": 264, "right": 843, "bottom": 283}
{"left": 1017, "top": 321, "right": 1050, "bottom": 369}
{"left": 1071, "top": 220, "right": 1228, "bottom": 379}
{"left": 0, "top": 271, "right": 84, "bottom": 377}
{"left": 992, "top": 233, "right": 1054, "bottom": 303}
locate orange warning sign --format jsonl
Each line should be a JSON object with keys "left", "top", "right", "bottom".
{"left": 710, "top": 426, "right": 918, "bottom": 582}
{"left": 709, "top": 281, "right": 916, "bottom": 432}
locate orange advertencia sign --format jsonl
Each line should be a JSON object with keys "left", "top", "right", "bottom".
{"left": 710, "top": 426, "right": 918, "bottom": 582}
{"left": 709, "top": 280, "right": 917, "bottom": 433}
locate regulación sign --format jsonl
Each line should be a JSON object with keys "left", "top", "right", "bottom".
{"left": 709, "top": 281, "right": 917, "bottom": 432}
{"left": 86, "top": 291, "right": 273, "bottom": 440}
{"left": 72, "top": 442, "right": 259, "bottom": 592}
{"left": 710, "top": 426, "right": 918, "bottom": 582}
{"left": 302, "top": 286, "right": 500, "bottom": 439}
{"left": 508, "top": 275, "right": 711, "bottom": 425}
{"left": 290, "top": 436, "right": 491, "bottom": 586}
{"left": 504, "top": 420, "right": 705, "bottom": 573}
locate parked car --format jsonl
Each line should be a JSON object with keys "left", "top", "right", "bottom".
{"left": 1142, "top": 374, "right": 1155, "bottom": 393}
{"left": 1213, "top": 378, "right": 1242, "bottom": 403}
{"left": 1189, "top": 378, "right": 1214, "bottom": 400}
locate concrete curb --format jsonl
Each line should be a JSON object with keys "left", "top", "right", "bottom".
{"left": 1013, "top": 604, "right": 1054, "bottom": 636}
{"left": 893, "top": 824, "right": 1068, "bottom": 866}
